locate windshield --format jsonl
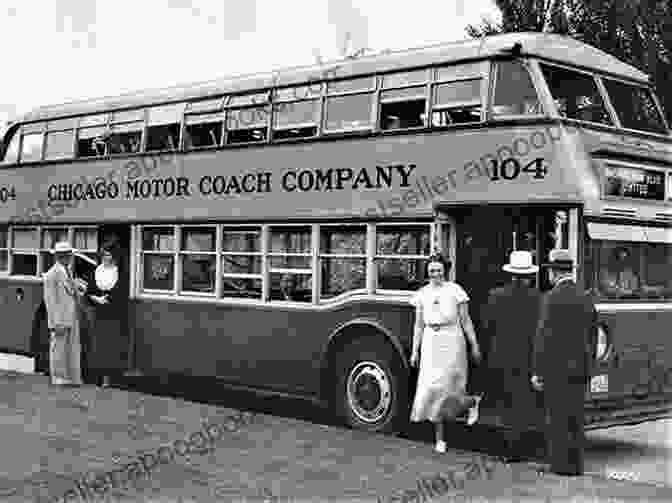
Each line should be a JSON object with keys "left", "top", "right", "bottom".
{"left": 540, "top": 63, "right": 612, "bottom": 125}
{"left": 540, "top": 62, "right": 669, "bottom": 135}
{"left": 601, "top": 78, "right": 668, "bottom": 135}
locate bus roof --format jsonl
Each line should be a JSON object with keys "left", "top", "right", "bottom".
{"left": 19, "top": 32, "right": 650, "bottom": 124}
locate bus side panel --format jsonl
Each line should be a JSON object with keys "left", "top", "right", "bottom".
{"left": 0, "top": 279, "right": 42, "bottom": 354}
{"left": 592, "top": 308, "right": 672, "bottom": 401}
{"left": 130, "top": 298, "right": 413, "bottom": 397}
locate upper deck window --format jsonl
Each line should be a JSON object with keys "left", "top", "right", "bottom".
{"left": 77, "top": 114, "right": 108, "bottom": 157}
{"left": 226, "top": 92, "right": 269, "bottom": 144}
{"left": 272, "top": 85, "right": 321, "bottom": 140}
{"left": 491, "top": 60, "right": 542, "bottom": 117}
{"left": 146, "top": 104, "right": 183, "bottom": 152}
{"left": 108, "top": 110, "right": 144, "bottom": 155}
{"left": 540, "top": 63, "right": 612, "bottom": 125}
{"left": 602, "top": 79, "right": 668, "bottom": 135}
{"left": 185, "top": 98, "right": 224, "bottom": 149}
{"left": 324, "top": 77, "right": 375, "bottom": 132}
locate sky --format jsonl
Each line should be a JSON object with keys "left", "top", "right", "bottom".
{"left": 0, "top": 0, "right": 499, "bottom": 129}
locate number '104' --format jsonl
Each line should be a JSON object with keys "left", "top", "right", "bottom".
{"left": 489, "top": 158, "right": 548, "bottom": 181}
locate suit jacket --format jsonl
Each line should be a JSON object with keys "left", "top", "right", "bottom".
{"left": 482, "top": 283, "right": 541, "bottom": 376}
{"left": 43, "top": 262, "right": 77, "bottom": 329}
{"left": 532, "top": 279, "right": 598, "bottom": 383}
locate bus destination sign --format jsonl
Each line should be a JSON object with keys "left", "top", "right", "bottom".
{"left": 604, "top": 164, "right": 666, "bottom": 201}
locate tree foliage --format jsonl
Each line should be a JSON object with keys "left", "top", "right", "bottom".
{"left": 467, "top": 0, "right": 672, "bottom": 122}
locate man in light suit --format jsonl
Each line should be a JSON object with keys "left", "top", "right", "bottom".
{"left": 531, "top": 249, "right": 598, "bottom": 476}
{"left": 43, "top": 241, "right": 83, "bottom": 386}
{"left": 482, "top": 250, "right": 541, "bottom": 463}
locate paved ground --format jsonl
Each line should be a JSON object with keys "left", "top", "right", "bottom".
{"left": 0, "top": 371, "right": 670, "bottom": 503}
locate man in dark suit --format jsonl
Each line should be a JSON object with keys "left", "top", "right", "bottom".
{"left": 531, "top": 249, "right": 598, "bottom": 476}
{"left": 482, "top": 250, "right": 542, "bottom": 463}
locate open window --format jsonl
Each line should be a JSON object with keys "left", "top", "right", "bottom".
{"left": 379, "top": 70, "right": 428, "bottom": 130}
{"left": 146, "top": 104, "right": 183, "bottom": 152}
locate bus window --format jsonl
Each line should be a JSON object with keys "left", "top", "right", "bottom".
{"left": 381, "top": 69, "right": 429, "bottom": 89}
{"left": 324, "top": 93, "right": 374, "bottom": 132}
{"left": 0, "top": 226, "right": 8, "bottom": 272}
{"left": 184, "top": 113, "right": 223, "bottom": 149}
{"left": 272, "top": 100, "right": 319, "bottom": 140}
{"left": 73, "top": 227, "right": 99, "bottom": 264}
{"left": 379, "top": 87, "right": 427, "bottom": 130}
{"left": 602, "top": 79, "right": 668, "bottom": 135}
{"left": 375, "top": 224, "right": 431, "bottom": 291}
{"left": 44, "top": 130, "right": 74, "bottom": 160}
{"left": 269, "top": 226, "right": 312, "bottom": 301}
{"left": 77, "top": 126, "right": 107, "bottom": 157}
{"left": 11, "top": 227, "right": 39, "bottom": 276}
{"left": 491, "top": 60, "right": 542, "bottom": 117}
{"left": 327, "top": 77, "right": 375, "bottom": 95}
{"left": 180, "top": 226, "right": 216, "bottom": 294}
{"left": 108, "top": 121, "right": 143, "bottom": 155}
{"left": 540, "top": 63, "right": 611, "bottom": 124}
{"left": 146, "top": 104, "right": 183, "bottom": 152}
{"left": 221, "top": 226, "right": 262, "bottom": 299}
{"left": 20, "top": 132, "right": 43, "bottom": 162}
{"left": 319, "top": 225, "right": 366, "bottom": 299}
{"left": 40, "top": 227, "right": 69, "bottom": 273}
{"left": 2, "top": 129, "right": 20, "bottom": 164}
{"left": 226, "top": 107, "right": 269, "bottom": 144}
{"left": 141, "top": 227, "right": 175, "bottom": 291}
{"left": 432, "top": 80, "right": 482, "bottom": 126}
{"left": 585, "top": 233, "right": 672, "bottom": 300}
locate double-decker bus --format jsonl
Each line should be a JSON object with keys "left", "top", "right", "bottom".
{"left": 0, "top": 32, "right": 670, "bottom": 435}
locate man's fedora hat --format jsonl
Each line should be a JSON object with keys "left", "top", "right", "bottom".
{"left": 502, "top": 250, "right": 539, "bottom": 274}
{"left": 543, "top": 248, "right": 574, "bottom": 270}
{"left": 52, "top": 241, "right": 74, "bottom": 254}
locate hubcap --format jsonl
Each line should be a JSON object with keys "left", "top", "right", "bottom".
{"left": 346, "top": 361, "right": 392, "bottom": 424}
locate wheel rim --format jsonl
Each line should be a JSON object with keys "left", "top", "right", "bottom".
{"left": 346, "top": 361, "right": 392, "bottom": 424}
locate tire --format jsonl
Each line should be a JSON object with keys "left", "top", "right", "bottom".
{"left": 334, "top": 337, "right": 409, "bottom": 434}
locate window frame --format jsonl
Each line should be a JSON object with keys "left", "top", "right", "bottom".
{"left": 488, "top": 59, "right": 545, "bottom": 121}
{"left": 220, "top": 225, "right": 263, "bottom": 300}
{"left": 140, "top": 225, "right": 178, "bottom": 294}
{"left": 318, "top": 223, "right": 368, "bottom": 301}
{"left": 10, "top": 226, "right": 41, "bottom": 278}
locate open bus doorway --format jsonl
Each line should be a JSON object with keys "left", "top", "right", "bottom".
{"left": 435, "top": 204, "right": 572, "bottom": 427}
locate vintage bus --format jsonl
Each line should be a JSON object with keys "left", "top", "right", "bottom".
{"left": 0, "top": 32, "right": 670, "bottom": 435}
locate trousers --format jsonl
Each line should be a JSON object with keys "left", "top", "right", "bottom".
{"left": 49, "top": 326, "right": 82, "bottom": 385}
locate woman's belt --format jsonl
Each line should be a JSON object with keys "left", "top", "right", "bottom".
{"left": 426, "top": 322, "right": 451, "bottom": 331}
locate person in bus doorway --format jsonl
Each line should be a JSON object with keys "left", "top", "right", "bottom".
{"left": 86, "top": 246, "right": 126, "bottom": 387}
{"left": 409, "top": 255, "right": 483, "bottom": 454}
{"left": 43, "top": 241, "right": 84, "bottom": 386}
{"left": 531, "top": 249, "right": 598, "bottom": 476}
{"left": 481, "top": 250, "right": 541, "bottom": 463}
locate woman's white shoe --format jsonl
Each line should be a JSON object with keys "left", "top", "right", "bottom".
{"left": 434, "top": 440, "right": 447, "bottom": 453}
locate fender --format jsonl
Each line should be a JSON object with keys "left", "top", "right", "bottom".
{"left": 320, "top": 316, "right": 410, "bottom": 376}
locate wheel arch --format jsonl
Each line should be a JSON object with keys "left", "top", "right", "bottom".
{"left": 319, "top": 317, "right": 409, "bottom": 404}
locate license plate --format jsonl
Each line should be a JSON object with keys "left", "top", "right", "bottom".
{"left": 590, "top": 374, "right": 609, "bottom": 393}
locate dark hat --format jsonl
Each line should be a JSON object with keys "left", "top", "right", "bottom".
{"left": 543, "top": 248, "right": 574, "bottom": 270}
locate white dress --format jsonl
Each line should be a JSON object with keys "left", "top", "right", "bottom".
{"left": 410, "top": 282, "right": 470, "bottom": 422}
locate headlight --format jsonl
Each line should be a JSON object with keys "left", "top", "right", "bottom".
{"left": 595, "top": 324, "right": 611, "bottom": 361}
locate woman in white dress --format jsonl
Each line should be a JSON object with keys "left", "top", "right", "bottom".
{"left": 410, "top": 256, "right": 483, "bottom": 453}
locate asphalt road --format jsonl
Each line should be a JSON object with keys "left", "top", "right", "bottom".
{"left": 584, "top": 418, "right": 671, "bottom": 488}
{"left": 126, "top": 375, "right": 672, "bottom": 489}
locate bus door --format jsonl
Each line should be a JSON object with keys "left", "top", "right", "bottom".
{"left": 435, "top": 204, "right": 571, "bottom": 422}
{"left": 97, "top": 225, "right": 131, "bottom": 365}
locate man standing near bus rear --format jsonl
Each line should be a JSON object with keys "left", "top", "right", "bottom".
{"left": 531, "top": 249, "right": 598, "bottom": 476}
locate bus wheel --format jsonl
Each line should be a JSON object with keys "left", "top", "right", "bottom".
{"left": 334, "top": 338, "right": 408, "bottom": 434}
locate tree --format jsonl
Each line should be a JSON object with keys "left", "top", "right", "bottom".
{"left": 467, "top": 0, "right": 672, "bottom": 122}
